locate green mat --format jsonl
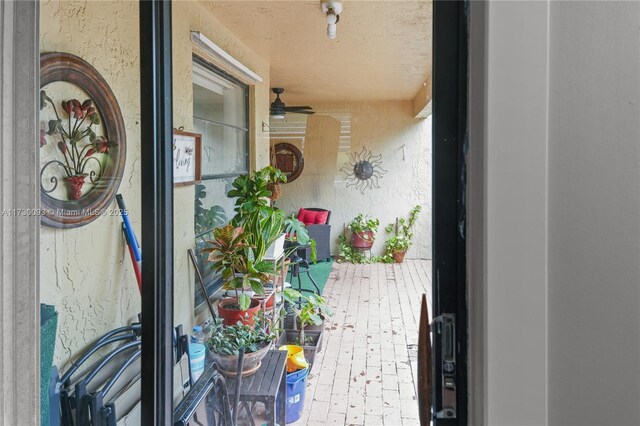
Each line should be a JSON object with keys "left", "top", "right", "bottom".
{"left": 293, "top": 260, "right": 333, "bottom": 295}
{"left": 41, "top": 304, "right": 58, "bottom": 426}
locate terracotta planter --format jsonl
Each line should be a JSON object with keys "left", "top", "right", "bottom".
{"left": 392, "top": 251, "right": 407, "bottom": 263}
{"left": 267, "top": 182, "right": 282, "bottom": 200}
{"left": 253, "top": 288, "right": 275, "bottom": 309}
{"left": 217, "top": 297, "right": 262, "bottom": 326}
{"left": 63, "top": 174, "right": 87, "bottom": 200}
{"left": 210, "top": 342, "right": 272, "bottom": 377}
{"left": 352, "top": 231, "right": 375, "bottom": 249}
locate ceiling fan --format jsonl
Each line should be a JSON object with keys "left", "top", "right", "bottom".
{"left": 270, "top": 88, "right": 315, "bottom": 119}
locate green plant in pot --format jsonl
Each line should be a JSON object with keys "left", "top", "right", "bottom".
{"left": 207, "top": 311, "right": 276, "bottom": 377}
{"left": 203, "top": 224, "right": 275, "bottom": 326}
{"left": 348, "top": 213, "right": 380, "bottom": 250}
{"left": 228, "top": 166, "right": 288, "bottom": 260}
{"left": 227, "top": 165, "right": 285, "bottom": 222}
{"left": 383, "top": 205, "right": 422, "bottom": 263}
{"left": 280, "top": 290, "right": 333, "bottom": 367}
{"left": 262, "top": 165, "right": 287, "bottom": 201}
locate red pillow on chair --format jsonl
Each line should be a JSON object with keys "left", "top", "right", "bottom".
{"left": 297, "top": 208, "right": 329, "bottom": 225}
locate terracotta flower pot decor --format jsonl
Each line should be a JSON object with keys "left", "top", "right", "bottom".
{"left": 352, "top": 230, "right": 375, "bottom": 249}
{"left": 392, "top": 250, "right": 407, "bottom": 263}
{"left": 217, "top": 297, "right": 262, "bottom": 326}
{"left": 63, "top": 174, "right": 87, "bottom": 200}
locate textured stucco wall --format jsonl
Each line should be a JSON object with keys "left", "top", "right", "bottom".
{"left": 171, "top": 1, "right": 271, "bottom": 329}
{"left": 40, "top": 0, "right": 270, "bottom": 366}
{"left": 40, "top": 1, "right": 142, "bottom": 366}
{"left": 275, "top": 101, "right": 432, "bottom": 259}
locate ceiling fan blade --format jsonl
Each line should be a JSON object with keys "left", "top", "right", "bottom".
{"left": 284, "top": 106, "right": 313, "bottom": 110}
{"left": 289, "top": 110, "right": 315, "bottom": 115}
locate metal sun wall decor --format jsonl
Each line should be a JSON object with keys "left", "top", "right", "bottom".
{"left": 340, "top": 146, "right": 388, "bottom": 194}
{"left": 39, "top": 52, "right": 126, "bottom": 228}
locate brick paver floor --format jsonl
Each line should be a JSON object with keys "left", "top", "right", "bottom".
{"left": 297, "top": 259, "right": 432, "bottom": 426}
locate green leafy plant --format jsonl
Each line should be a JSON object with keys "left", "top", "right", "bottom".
{"left": 262, "top": 165, "right": 287, "bottom": 185}
{"left": 194, "top": 184, "right": 227, "bottom": 235}
{"left": 283, "top": 215, "right": 317, "bottom": 263}
{"left": 203, "top": 224, "right": 275, "bottom": 311}
{"left": 207, "top": 311, "right": 275, "bottom": 356}
{"left": 347, "top": 213, "right": 380, "bottom": 235}
{"left": 383, "top": 205, "right": 422, "bottom": 261}
{"left": 337, "top": 234, "right": 371, "bottom": 264}
{"left": 282, "top": 290, "right": 333, "bottom": 344}
{"left": 242, "top": 208, "right": 285, "bottom": 262}
{"left": 227, "top": 166, "right": 287, "bottom": 222}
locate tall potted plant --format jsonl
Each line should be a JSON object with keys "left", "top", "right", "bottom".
{"left": 204, "top": 224, "right": 274, "bottom": 325}
{"left": 228, "top": 166, "right": 288, "bottom": 258}
{"left": 383, "top": 205, "right": 422, "bottom": 263}
{"left": 348, "top": 214, "right": 380, "bottom": 250}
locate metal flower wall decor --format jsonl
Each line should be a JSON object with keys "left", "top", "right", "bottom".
{"left": 39, "top": 52, "right": 127, "bottom": 229}
{"left": 340, "top": 146, "right": 388, "bottom": 194}
{"left": 40, "top": 92, "right": 116, "bottom": 200}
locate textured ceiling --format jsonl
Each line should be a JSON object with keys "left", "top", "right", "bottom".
{"left": 200, "top": 1, "right": 432, "bottom": 104}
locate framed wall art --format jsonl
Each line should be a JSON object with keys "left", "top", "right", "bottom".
{"left": 173, "top": 129, "right": 202, "bottom": 186}
{"left": 39, "top": 52, "right": 127, "bottom": 229}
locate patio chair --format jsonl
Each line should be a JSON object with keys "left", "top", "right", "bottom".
{"left": 297, "top": 207, "right": 332, "bottom": 262}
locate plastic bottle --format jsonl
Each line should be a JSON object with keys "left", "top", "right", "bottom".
{"left": 191, "top": 325, "right": 207, "bottom": 344}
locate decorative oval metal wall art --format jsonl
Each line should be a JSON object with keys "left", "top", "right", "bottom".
{"left": 273, "top": 143, "right": 304, "bottom": 183}
{"left": 39, "top": 52, "right": 126, "bottom": 228}
{"left": 340, "top": 146, "right": 388, "bottom": 194}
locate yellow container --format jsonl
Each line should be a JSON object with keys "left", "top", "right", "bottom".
{"left": 279, "top": 345, "right": 309, "bottom": 373}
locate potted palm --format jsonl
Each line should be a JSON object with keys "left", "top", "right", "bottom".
{"left": 383, "top": 205, "right": 421, "bottom": 263}
{"left": 203, "top": 224, "right": 274, "bottom": 326}
{"left": 348, "top": 214, "right": 380, "bottom": 250}
{"left": 207, "top": 311, "right": 276, "bottom": 377}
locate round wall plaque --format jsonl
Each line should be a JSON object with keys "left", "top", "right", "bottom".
{"left": 273, "top": 143, "right": 304, "bottom": 183}
{"left": 39, "top": 52, "right": 126, "bottom": 228}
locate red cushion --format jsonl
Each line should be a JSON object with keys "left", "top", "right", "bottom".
{"left": 297, "top": 208, "right": 316, "bottom": 225}
{"left": 297, "top": 208, "right": 329, "bottom": 225}
{"left": 314, "top": 210, "right": 329, "bottom": 224}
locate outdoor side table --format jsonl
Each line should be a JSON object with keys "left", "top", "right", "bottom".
{"left": 288, "top": 250, "right": 321, "bottom": 295}
{"left": 224, "top": 350, "right": 287, "bottom": 426}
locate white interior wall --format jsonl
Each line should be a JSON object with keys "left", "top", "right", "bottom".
{"left": 477, "top": 1, "right": 640, "bottom": 424}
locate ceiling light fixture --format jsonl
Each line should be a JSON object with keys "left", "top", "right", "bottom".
{"left": 321, "top": 1, "right": 343, "bottom": 40}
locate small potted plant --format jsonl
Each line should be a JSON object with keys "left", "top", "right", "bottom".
{"left": 262, "top": 165, "right": 287, "bottom": 201}
{"left": 207, "top": 311, "right": 276, "bottom": 377}
{"left": 279, "top": 291, "right": 333, "bottom": 367}
{"left": 348, "top": 214, "right": 380, "bottom": 250}
{"left": 384, "top": 205, "right": 421, "bottom": 263}
{"left": 203, "top": 224, "right": 274, "bottom": 326}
